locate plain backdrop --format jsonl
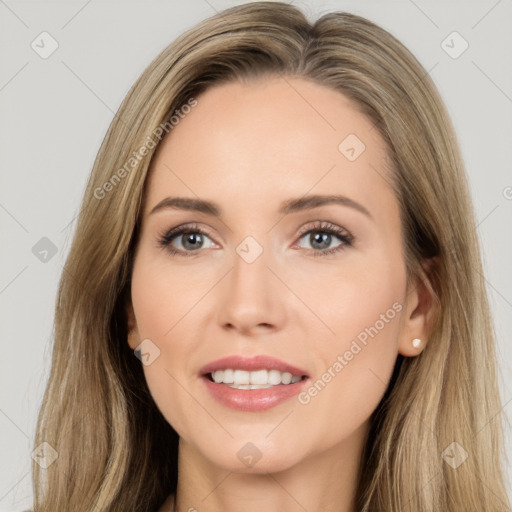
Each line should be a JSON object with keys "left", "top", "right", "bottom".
{"left": 1, "top": 0, "right": 511, "bottom": 510}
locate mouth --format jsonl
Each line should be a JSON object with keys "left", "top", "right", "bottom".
{"left": 199, "top": 354, "right": 310, "bottom": 388}
{"left": 204, "top": 369, "right": 308, "bottom": 389}
{"left": 198, "top": 355, "right": 310, "bottom": 411}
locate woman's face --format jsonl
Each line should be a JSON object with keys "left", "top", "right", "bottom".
{"left": 127, "top": 76, "right": 428, "bottom": 474}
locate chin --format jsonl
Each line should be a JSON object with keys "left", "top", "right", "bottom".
{"left": 195, "top": 434, "right": 308, "bottom": 474}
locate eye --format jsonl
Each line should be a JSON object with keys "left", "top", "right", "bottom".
{"left": 295, "top": 221, "right": 354, "bottom": 257}
{"left": 157, "top": 223, "right": 216, "bottom": 257}
{"left": 157, "top": 221, "right": 354, "bottom": 258}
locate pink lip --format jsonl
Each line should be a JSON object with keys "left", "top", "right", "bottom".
{"left": 199, "top": 355, "right": 309, "bottom": 377}
{"left": 199, "top": 355, "right": 309, "bottom": 412}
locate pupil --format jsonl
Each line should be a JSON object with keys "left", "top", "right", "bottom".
{"left": 312, "top": 232, "right": 330, "bottom": 249}
{"left": 184, "top": 233, "right": 202, "bottom": 250}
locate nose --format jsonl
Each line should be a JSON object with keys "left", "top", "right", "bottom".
{"left": 216, "top": 241, "right": 286, "bottom": 336}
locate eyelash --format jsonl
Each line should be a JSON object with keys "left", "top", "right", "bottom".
{"left": 157, "top": 221, "right": 354, "bottom": 258}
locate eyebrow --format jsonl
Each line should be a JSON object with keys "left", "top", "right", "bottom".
{"left": 149, "top": 194, "right": 372, "bottom": 219}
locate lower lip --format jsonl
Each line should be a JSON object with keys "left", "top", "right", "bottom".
{"left": 201, "top": 376, "right": 307, "bottom": 412}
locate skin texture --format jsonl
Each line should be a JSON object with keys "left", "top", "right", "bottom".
{"left": 126, "top": 76, "right": 434, "bottom": 512}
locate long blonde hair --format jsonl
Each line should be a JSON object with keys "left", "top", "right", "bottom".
{"left": 32, "top": 2, "right": 510, "bottom": 510}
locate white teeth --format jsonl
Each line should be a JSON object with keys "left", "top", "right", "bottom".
{"left": 268, "top": 370, "right": 282, "bottom": 385}
{"left": 281, "top": 372, "right": 292, "bottom": 385}
{"left": 233, "top": 369, "right": 250, "bottom": 385}
{"left": 250, "top": 369, "right": 268, "bottom": 385}
{"left": 212, "top": 370, "right": 224, "bottom": 384}
{"left": 223, "top": 369, "right": 234, "bottom": 384}
{"left": 210, "top": 369, "right": 304, "bottom": 387}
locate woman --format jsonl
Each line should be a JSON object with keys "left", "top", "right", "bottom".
{"left": 31, "top": 2, "right": 510, "bottom": 511}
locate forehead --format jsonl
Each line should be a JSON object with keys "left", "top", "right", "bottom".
{"left": 143, "top": 76, "right": 395, "bottom": 220}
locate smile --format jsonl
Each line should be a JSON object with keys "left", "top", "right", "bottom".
{"left": 209, "top": 369, "right": 304, "bottom": 388}
{"left": 199, "top": 355, "right": 310, "bottom": 411}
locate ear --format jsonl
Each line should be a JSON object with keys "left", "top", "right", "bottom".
{"left": 125, "top": 294, "right": 140, "bottom": 351}
{"left": 398, "top": 257, "right": 439, "bottom": 357}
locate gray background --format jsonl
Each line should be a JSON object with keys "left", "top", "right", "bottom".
{"left": 1, "top": 0, "right": 511, "bottom": 509}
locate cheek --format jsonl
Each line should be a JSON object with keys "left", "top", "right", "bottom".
{"left": 132, "top": 257, "right": 180, "bottom": 333}
{"left": 129, "top": 252, "right": 213, "bottom": 435}
{"left": 292, "top": 245, "right": 405, "bottom": 346}
{"left": 323, "top": 254, "right": 405, "bottom": 381}
{"left": 130, "top": 248, "right": 215, "bottom": 340}
{"left": 294, "top": 255, "right": 405, "bottom": 444}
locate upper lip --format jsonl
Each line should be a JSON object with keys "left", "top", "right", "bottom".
{"left": 199, "top": 355, "right": 309, "bottom": 377}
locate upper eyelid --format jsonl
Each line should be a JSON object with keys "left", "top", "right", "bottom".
{"left": 297, "top": 221, "right": 351, "bottom": 237}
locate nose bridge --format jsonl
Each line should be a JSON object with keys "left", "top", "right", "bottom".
{"left": 231, "top": 232, "right": 273, "bottom": 297}
{"left": 217, "top": 231, "right": 283, "bottom": 332}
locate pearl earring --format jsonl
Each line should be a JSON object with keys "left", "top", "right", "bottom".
{"left": 412, "top": 338, "right": 422, "bottom": 348}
